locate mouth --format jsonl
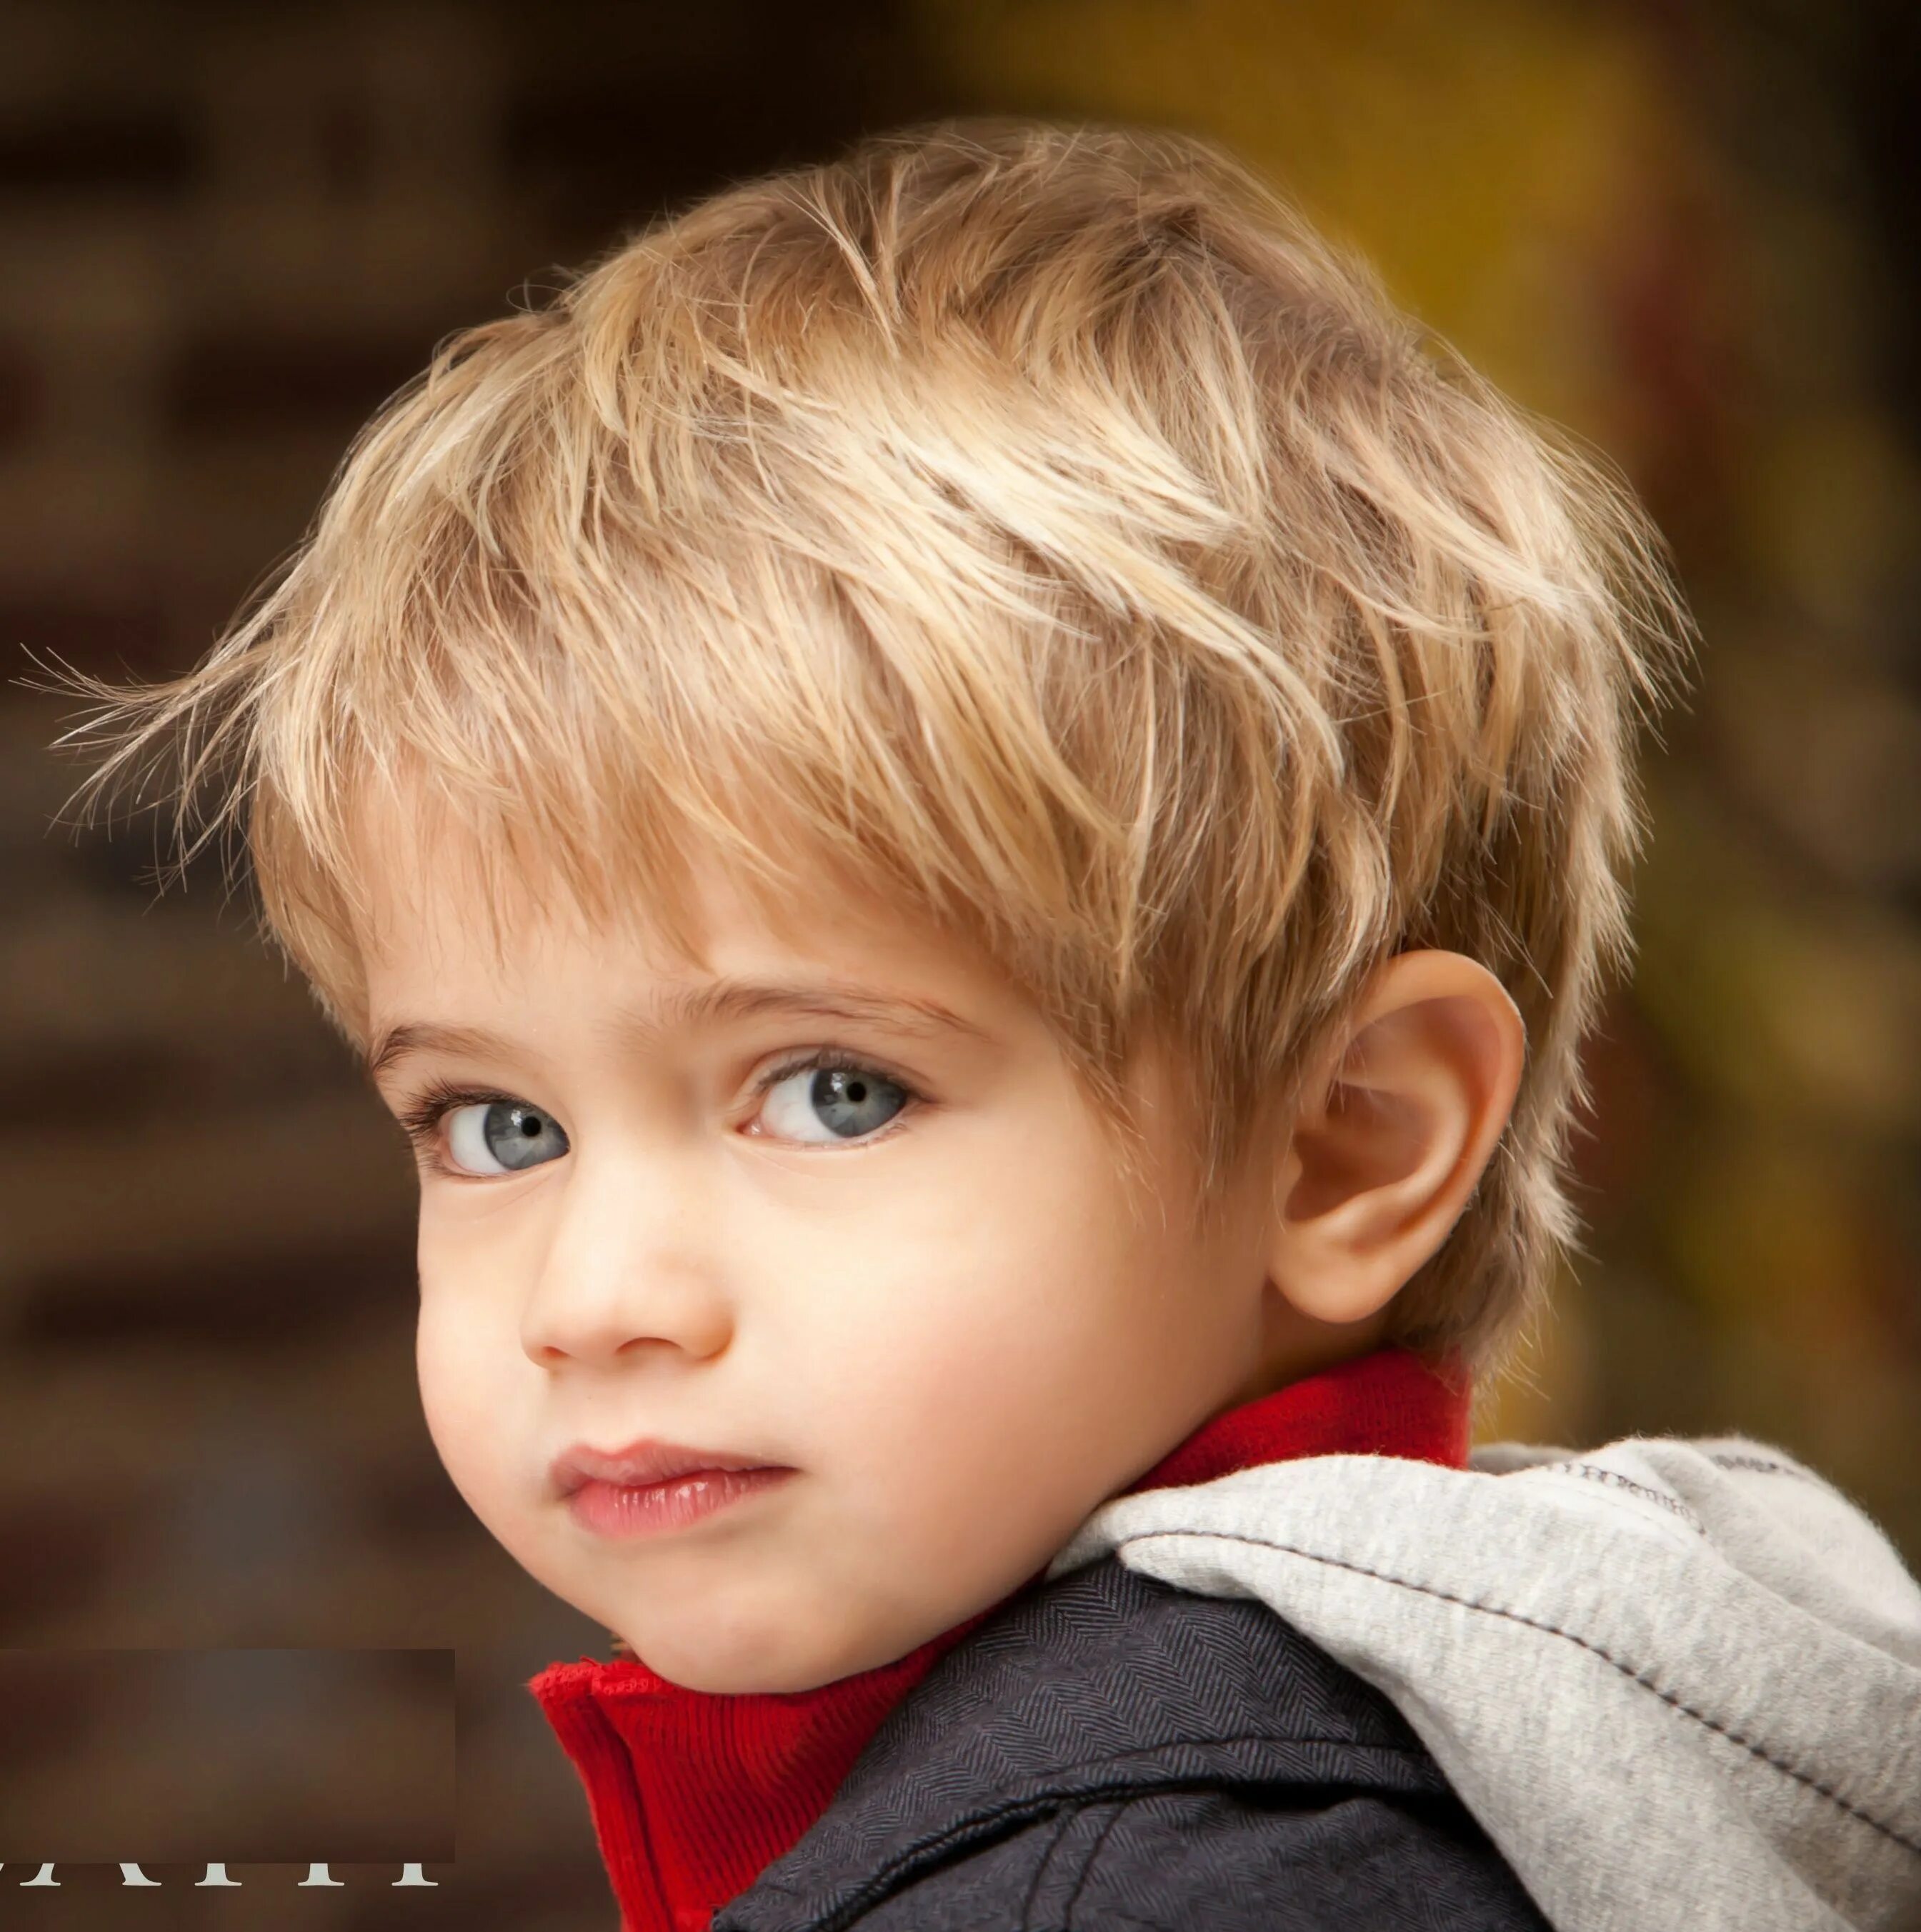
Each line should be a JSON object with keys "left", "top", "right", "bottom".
{"left": 563, "top": 1464, "right": 797, "bottom": 1540}
{"left": 549, "top": 1436, "right": 792, "bottom": 1499}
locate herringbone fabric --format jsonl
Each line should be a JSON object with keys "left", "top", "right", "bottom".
{"left": 713, "top": 1556, "right": 1548, "bottom": 1931}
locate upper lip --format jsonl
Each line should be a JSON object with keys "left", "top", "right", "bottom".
{"left": 549, "top": 1438, "right": 788, "bottom": 1497}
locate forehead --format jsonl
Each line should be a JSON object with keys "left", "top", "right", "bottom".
{"left": 341, "top": 776, "right": 1022, "bottom": 1036}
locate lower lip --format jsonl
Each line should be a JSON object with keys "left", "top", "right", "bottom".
{"left": 565, "top": 1467, "right": 795, "bottom": 1538}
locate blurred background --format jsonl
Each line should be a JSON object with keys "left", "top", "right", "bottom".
{"left": 1, "top": 0, "right": 1915, "bottom": 1924}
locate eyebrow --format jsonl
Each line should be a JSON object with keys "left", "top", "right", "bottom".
{"left": 363, "top": 978, "right": 992, "bottom": 1081}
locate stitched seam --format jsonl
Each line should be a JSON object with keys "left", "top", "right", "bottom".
{"left": 836, "top": 1747, "right": 1432, "bottom": 1931}
{"left": 1018, "top": 1806, "right": 1078, "bottom": 1931}
{"left": 1061, "top": 1801, "right": 1127, "bottom": 1929}
{"left": 1708, "top": 1453, "right": 1818, "bottom": 1482}
{"left": 1056, "top": 1729, "right": 1429, "bottom": 1773}
{"left": 1109, "top": 1527, "right": 1921, "bottom": 1860}
{"left": 1550, "top": 1463, "right": 1702, "bottom": 1528}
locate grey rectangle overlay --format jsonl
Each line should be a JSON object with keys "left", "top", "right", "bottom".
{"left": 0, "top": 1650, "right": 455, "bottom": 1862}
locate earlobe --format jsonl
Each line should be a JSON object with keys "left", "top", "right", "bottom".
{"left": 1267, "top": 951, "right": 1525, "bottom": 1328}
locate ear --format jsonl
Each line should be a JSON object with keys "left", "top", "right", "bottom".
{"left": 1266, "top": 949, "right": 1526, "bottom": 1327}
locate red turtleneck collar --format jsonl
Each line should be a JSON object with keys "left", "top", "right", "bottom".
{"left": 528, "top": 1345, "right": 1469, "bottom": 1932}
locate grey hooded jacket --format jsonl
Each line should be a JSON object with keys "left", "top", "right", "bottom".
{"left": 714, "top": 1432, "right": 1920, "bottom": 1932}
{"left": 1048, "top": 1431, "right": 1921, "bottom": 1932}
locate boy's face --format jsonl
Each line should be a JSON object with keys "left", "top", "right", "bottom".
{"left": 356, "top": 809, "right": 1289, "bottom": 1693}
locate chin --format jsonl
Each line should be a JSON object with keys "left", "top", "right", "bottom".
{"left": 645, "top": 1650, "right": 815, "bottom": 1695}
{"left": 670, "top": 1617, "right": 895, "bottom": 1695}
{"left": 626, "top": 1618, "right": 811, "bottom": 1694}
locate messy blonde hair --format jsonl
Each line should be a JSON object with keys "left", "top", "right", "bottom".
{"left": 49, "top": 117, "right": 1691, "bottom": 1376}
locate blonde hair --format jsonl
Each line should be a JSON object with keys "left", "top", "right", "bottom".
{"left": 48, "top": 117, "right": 1692, "bottom": 1375}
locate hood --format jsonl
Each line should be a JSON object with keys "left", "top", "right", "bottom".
{"left": 1045, "top": 1431, "right": 1921, "bottom": 1932}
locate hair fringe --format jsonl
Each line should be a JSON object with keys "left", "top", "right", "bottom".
{"left": 38, "top": 116, "right": 1695, "bottom": 1376}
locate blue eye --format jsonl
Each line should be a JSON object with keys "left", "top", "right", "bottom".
{"left": 759, "top": 1062, "right": 910, "bottom": 1144}
{"left": 444, "top": 1100, "right": 570, "bottom": 1175}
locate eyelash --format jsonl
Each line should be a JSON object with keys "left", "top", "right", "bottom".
{"left": 392, "top": 1047, "right": 927, "bottom": 1179}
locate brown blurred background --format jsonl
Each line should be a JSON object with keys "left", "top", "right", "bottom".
{"left": 2, "top": 1, "right": 1917, "bottom": 1926}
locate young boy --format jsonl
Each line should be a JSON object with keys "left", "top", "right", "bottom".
{"left": 54, "top": 120, "right": 1920, "bottom": 1931}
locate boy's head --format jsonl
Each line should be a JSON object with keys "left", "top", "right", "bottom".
{"left": 56, "top": 119, "right": 1688, "bottom": 1690}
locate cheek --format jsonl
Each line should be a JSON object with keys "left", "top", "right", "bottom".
{"left": 414, "top": 1297, "right": 480, "bottom": 1485}
{"left": 796, "top": 1120, "right": 1172, "bottom": 1491}
{"left": 412, "top": 1241, "right": 519, "bottom": 1510}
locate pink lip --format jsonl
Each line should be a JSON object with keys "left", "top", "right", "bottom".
{"left": 565, "top": 1466, "right": 795, "bottom": 1538}
{"left": 550, "top": 1436, "right": 789, "bottom": 1496}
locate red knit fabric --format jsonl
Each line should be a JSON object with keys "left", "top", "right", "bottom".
{"left": 528, "top": 1345, "right": 1470, "bottom": 1932}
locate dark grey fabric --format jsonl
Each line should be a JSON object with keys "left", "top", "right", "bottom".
{"left": 714, "top": 1556, "right": 1552, "bottom": 1932}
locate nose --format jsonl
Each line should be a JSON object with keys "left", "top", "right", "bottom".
{"left": 518, "top": 1143, "right": 734, "bottom": 1368}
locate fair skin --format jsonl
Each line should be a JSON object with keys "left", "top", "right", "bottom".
{"left": 352, "top": 804, "right": 1525, "bottom": 1694}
